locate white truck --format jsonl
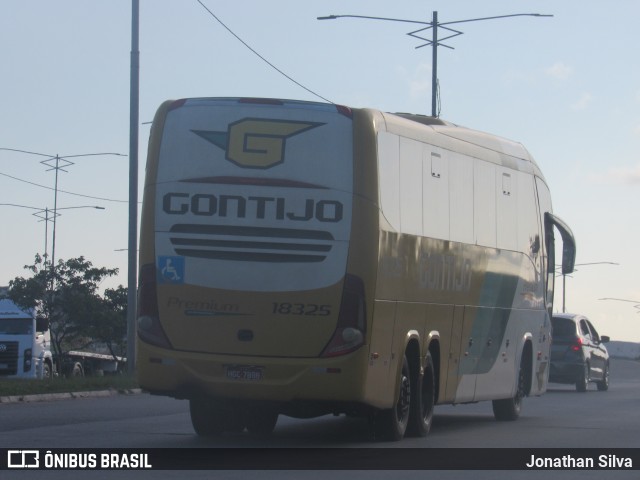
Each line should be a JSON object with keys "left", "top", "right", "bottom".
{"left": 0, "top": 298, "right": 125, "bottom": 379}
{"left": 0, "top": 298, "right": 53, "bottom": 379}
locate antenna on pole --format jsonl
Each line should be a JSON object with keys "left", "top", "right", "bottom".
{"left": 318, "top": 12, "right": 553, "bottom": 117}
{"left": 40, "top": 155, "right": 74, "bottom": 271}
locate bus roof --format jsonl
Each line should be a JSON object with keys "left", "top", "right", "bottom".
{"left": 163, "top": 97, "right": 545, "bottom": 179}
{"left": 379, "top": 110, "right": 544, "bottom": 178}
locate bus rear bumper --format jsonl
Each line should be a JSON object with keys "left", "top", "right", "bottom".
{"left": 137, "top": 342, "right": 372, "bottom": 411}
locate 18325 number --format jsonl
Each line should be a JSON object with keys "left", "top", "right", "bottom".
{"left": 272, "top": 303, "right": 331, "bottom": 316}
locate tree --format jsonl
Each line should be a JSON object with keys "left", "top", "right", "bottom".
{"left": 7, "top": 254, "right": 127, "bottom": 358}
{"left": 87, "top": 285, "right": 128, "bottom": 358}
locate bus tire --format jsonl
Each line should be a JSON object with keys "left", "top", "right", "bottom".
{"left": 245, "top": 407, "right": 278, "bottom": 436}
{"left": 407, "top": 351, "right": 435, "bottom": 437}
{"left": 375, "top": 354, "right": 411, "bottom": 441}
{"left": 492, "top": 353, "right": 526, "bottom": 421}
{"left": 189, "top": 398, "right": 244, "bottom": 436}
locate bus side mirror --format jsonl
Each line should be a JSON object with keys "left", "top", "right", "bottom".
{"left": 36, "top": 317, "right": 49, "bottom": 332}
{"left": 545, "top": 212, "right": 576, "bottom": 275}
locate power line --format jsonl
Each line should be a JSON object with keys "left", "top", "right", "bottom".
{"left": 0, "top": 148, "right": 131, "bottom": 204}
{"left": 196, "top": 0, "right": 333, "bottom": 104}
{"left": 0, "top": 147, "right": 126, "bottom": 160}
{"left": 0, "top": 171, "right": 129, "bottom": 204}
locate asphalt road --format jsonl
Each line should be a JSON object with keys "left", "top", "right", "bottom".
{"left": 1, "top": 358, "right": 639, "bottom": 480}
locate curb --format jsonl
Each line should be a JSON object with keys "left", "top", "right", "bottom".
{"left": 0, "top": 388, "right": 143, "bottom": 404}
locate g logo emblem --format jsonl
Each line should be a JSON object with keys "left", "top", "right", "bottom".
{"left": 193, "top": 118, "right": 324, "bottom": 169}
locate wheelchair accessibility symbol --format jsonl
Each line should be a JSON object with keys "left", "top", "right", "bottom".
{"left": 158, "top": 256, "right": 185, "bottom": 284}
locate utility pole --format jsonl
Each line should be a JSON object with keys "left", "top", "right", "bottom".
{"left": 0, "top": 148, "right": 124, "bottom": 271}
{"left": 40, "top": 155, "right": 74, "bottom": 270}
{"left": 431, "top": 11, "right": 438, "bottom": 117}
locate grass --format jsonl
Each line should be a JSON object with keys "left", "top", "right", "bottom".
{"left": 0, "top": 374, "right": 139, "bottom": 398}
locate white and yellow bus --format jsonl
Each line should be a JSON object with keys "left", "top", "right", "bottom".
{"left": 137, "top": 97, "right": 576, "bottom": 440}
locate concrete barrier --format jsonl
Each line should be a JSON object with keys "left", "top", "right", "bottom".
{"left": 606, "top": 341, "right": 640, "bottom": 360}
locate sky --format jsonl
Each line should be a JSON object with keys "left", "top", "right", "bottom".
{"left": 1, "top": 0, "right": 638, "bottom": 341}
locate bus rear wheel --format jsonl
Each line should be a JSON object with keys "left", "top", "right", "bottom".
{"left": 493, "top": 353, "right": 527, "bottom": 421}
{"left": 245, "top": 407, "right": 278, "bottom": 436}
{"left": 189, "top": 397, "right": 244, "bottom": 436}
{"left": 407, "top": 351, "right": 435, "bottom": 437}
{"left": 375, "top": 355, "right": 411, "bottom": 441}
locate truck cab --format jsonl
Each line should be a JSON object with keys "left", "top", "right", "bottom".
{"left": 0, "top": 298, "right": 52, "bottom": 379}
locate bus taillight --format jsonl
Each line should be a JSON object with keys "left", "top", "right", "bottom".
{"left": 137, "top": 263, "right": 173, "bottom": 349}
{"left": 320, "top": 275, "right": 366, "bottom": 358}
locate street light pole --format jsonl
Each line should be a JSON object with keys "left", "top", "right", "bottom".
{"left": 563, "top": 273, "right": 566, "bottom": 313}
{"left": 0, "top": 204, "right": 53, "bottom": 260}
{"left": 318, "top": 12, "right": 553, "bottom": 116}
{"left": 50, "top": 205, "right": 106, "bottom": 275}
{"left": 558, "top": 262, "right": 619, "bottom": 313}
{"left": 128, "top": 0, "right": 140, "bottom": 374}
{"left": 0, "top": 203, "right": 105, "bottom": 263}
{"left": 599, "top": 298, "right": 640, "bottom": 314}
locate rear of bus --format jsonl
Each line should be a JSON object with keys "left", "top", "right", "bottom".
{"left": 137, "top": 98, "right": 372, "bottom": 417}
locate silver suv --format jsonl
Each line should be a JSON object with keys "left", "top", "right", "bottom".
{"left": 550, "top": 313, "right": 610, "bottom": 392}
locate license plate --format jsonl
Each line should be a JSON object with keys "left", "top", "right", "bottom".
{"left": 225, "top": 365, "right": 264, "bottom": 381}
